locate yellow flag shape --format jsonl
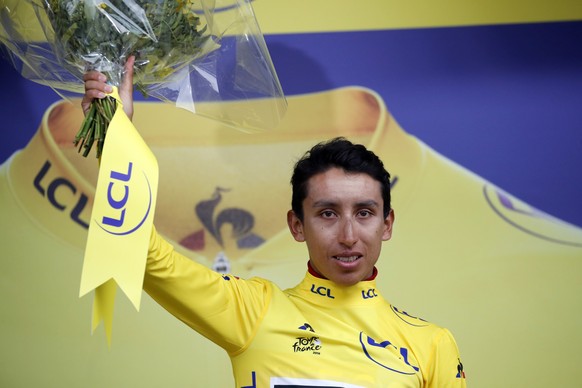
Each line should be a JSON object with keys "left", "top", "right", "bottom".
{"left": 79, "top": 88, "right": 159, "bottom": 344}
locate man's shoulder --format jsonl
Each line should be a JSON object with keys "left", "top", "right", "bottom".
{"left": 385, "top": 304, "right": 462, "bottom": 362}
{"left": 385, "top": 304, "right": 448, "bottom": 335}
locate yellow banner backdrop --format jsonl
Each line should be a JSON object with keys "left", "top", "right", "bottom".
{"left": 253, "top": 0, "right": 582, "bottom": 33}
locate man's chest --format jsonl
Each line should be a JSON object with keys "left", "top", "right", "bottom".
{"left": 232, "top": 301, "right": 424, "bottom": 387}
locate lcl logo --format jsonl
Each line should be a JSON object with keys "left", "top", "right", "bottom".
{"left": 34, "top": 160, "right": 90, "bottom": 229}
{"left": 310, "top": 284, "right": 335, "bottom": 299}
{"left": 101, "top": 162, "right": 133, "bottom": 228}
{"left": 97, "top": 162, "right": 153, "bottom": 236}
{"left": 362, "top": 288, "right": 378, "bottom": 299}
{"left": 361, "top": 333, "right": 420, "bottom": 374}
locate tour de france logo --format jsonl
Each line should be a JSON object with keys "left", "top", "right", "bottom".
{"left": 96, "top": 161, "right": 154, "bottom": 235}
{"left": 293, "top": 323, "right": 322, "bottom": 355}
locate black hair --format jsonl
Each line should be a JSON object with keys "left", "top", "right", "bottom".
{"left": 290, "top": 137, "right": 392, "bottom": 221}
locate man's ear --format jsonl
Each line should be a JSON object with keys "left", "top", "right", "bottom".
{"left": 382, "top": 209, "right": 395, "bottom": 241}
{"left": 287, "top": 210, "right": 305, "bottom": 242}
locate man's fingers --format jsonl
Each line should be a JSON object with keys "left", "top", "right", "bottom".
{"left": 82, "top": 72, "right": 111, "bottom": 116}
{"left": 84, "top": 80, "right": 113, "bottom": 95}
{"left": 81, "top": 58, "right": 135, "bottom": 119}
{"left": 83, "top": 88, "right": 108, "bottom": 101}
{"left": 83, "top": 70, "right": 107, "bottom": 83}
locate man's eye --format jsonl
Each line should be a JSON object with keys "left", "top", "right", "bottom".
{"left": 321, "top": 211, "right": 335, "bottom": 218}
{"left": 358, "top": 210, "right": 372, "bottom": 217}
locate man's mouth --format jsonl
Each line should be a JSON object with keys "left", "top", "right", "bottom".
{"left": 333, "top": 255, "right": 360, "bottom": 263}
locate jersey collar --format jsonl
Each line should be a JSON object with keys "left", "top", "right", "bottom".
{"left": 291, "top": 269, "right": 385, "bottom": 307}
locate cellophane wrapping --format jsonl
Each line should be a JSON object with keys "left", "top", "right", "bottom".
{"left": 0, "top": 0, "right": 287, "bottom": 134}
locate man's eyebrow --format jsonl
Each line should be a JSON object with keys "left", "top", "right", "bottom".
{"left": 355, "top": 200, "right": 380, "bottom": 208}
{"left": 311, "top": 200, "right": 338, "bottom": 209}
{"left": 311, "top": 199, "right": 380, "bottom": 208}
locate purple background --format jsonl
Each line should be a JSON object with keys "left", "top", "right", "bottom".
{"left": 2, "top": 21, "right": 581, "bottom": 227}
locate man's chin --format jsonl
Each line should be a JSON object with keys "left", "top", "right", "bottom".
{"left": 328, "top": 272, "right": 365, "bottom": 287}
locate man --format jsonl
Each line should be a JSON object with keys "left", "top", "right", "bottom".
{"left": 81, "top": 64, "right": 466, "bottom": 387}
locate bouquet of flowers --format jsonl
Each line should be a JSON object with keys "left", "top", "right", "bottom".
{"left": 44, "top": 0, "right": 214, "bottom": 157}
{"left": 0, "top": 0, "right": 286, "bottom": 157}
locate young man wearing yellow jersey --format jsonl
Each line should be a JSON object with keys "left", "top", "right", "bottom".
{"left": 81, "top": 62, "right": 466, "bottom": 387}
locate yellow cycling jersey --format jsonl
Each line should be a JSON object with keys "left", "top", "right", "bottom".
{"left": 145, "top": 227, "right": 466, "bottom": 387}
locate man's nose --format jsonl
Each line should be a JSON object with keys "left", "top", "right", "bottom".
{"left": 338, "top": 218, "right": 358, "bottom": 246}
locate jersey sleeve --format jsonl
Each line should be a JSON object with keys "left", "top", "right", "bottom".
{"left": 425, "top": 328, "right": 467, "bottom": 388}
{"left": 142, "top": 226, "right": 272, "bottom": 354}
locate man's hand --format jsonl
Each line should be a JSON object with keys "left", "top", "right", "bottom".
{"left": 81, "top": 56, "right": 135, "bottom": 120}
